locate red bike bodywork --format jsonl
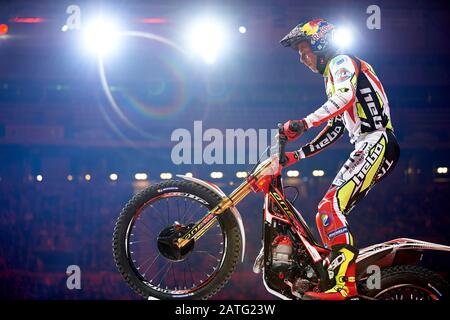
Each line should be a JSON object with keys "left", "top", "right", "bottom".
{"left": 241, "top": 161, "right": 450, "bottom": 298}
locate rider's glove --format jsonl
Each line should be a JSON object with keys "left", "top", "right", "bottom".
{"left": 282, "top": 119, "right": 308, "bottom": 141}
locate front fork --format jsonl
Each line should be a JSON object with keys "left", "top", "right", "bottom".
{"left": 175, "top": 180, "right": 253, "bottom": 249}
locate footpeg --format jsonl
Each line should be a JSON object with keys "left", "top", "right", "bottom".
{"left": 253, "top": 247, "right": 264, "bottom": 274}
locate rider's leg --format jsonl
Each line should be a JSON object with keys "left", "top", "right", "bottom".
{"left": 305, "top": 130, "right": 399, "bottom": 300}
{"left": 315, "top": 186, "right": 355, "bottom": 249}
{"left": 305, "top": 186, "right": 360, "bottom": 300}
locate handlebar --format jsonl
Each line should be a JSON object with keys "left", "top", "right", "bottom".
{"left": 277, "top": 123, "right": 288, "bottom": 166}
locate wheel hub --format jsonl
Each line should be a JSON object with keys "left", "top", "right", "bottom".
{"left": 157, "top": 223, "right": 195, "bottom": 261}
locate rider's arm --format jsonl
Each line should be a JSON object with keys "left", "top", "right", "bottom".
{"left": 283, "top": 116, "right": 345, "bottom": 167}
{"left": 304, "top": 55, "right": 359, "bottom": 129}
{"left": 297, "top": 115, "right": 345, "bottom": 159}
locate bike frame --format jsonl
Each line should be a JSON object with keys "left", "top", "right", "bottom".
{"left": 174, "top": 143, "right": 333, "bottom": 284}
{"left": 263, "top": 177, "right": 328, "bottom": 263}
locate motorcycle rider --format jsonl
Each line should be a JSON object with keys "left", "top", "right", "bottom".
{"left": 277, "top": 19, "right": 400, "bottom": 300}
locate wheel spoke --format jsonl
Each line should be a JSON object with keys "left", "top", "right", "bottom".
{"left": 158, "top": 261, "right": 173, "bottom": 286}
{"left": 139, "top": 220, "right": 155, "bottom": 236}
{"left": 171, "top": 264, "right": 178, "bottom": 289}
{"left": 183, "top": 263, "right": 188, "bottom": 289}
{"left": 140, "top": 253, "right": 161, "bottom": 276}
{"left": 149, "top": 204, "right": 168, "bottom": 226}
{"left": 137, "top": 253, "right": 156, "bottom": 270}
{"left": 194, "top": 250, "right": 221, "bottom": 261}
{"left": 132, "top": 223, "right": 154, "bottom": 240}
{"left": 129, "top": 240, "right": 147, "bottom": 244}
{"left": 186, "top": 258, "right": 195, "bottom": 286}
{"left": 151, "top": 260, "right": 170, "bottom": 284}
{"left": 176, "top": 198, "right": 181, "bottom": 223}
{"left": 184, "top": 204, "right": 207, "bottom": 224}
{"left": 181, "top": 199, "right": 195, "bottom": 223}
{"left": 166, "top": 199, "right": 170, "bottom": 225}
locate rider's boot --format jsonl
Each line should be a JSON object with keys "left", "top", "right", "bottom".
{"left": 303, "top": 244, "right": 359, "bottom": 300}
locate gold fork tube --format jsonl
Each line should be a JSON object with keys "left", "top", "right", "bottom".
{"left": 177, "top": 159, "right": 274, "bottom": 248}
{"left": 176, "top": 181, "right": 253, "bottom": 248}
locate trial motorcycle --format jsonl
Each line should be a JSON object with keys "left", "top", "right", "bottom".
{"left": 113, "top": 125, "right": 450, "bottom": 300}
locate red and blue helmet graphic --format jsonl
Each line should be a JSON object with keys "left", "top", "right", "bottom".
{"left": 300, "top": 19, "right": 335, "bottom": 54}
{"left": 280, "top": 18, "right": 336, "bottom": 55}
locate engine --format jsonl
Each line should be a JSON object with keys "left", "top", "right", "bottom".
{"left": 266, "top": 230, "right": 320, "bottom": 298}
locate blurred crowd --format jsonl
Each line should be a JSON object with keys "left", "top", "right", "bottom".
{"left": 0, "top": 169, "right": 449, "bottom": 299}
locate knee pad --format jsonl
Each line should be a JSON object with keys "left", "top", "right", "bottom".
{"left": 316, "top": 190, "right": 352, "bottom": 247}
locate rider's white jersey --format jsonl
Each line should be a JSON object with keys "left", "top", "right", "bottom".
{"left": 304, "top": 54, "right": 393, "bottom": 144}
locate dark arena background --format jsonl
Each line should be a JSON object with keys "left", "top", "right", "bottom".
{"left": 1, "top": 0, "right": 450, "bottom": 301}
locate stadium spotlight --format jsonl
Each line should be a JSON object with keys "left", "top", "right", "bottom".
{"left": 187, "top": 17, "right": 228, "bottom": 64}
{"left": 239, "top": 26, "right": 247, "bottom": 34}
{"left": 286, "top": 170, "right": 300, "bottom": 178}
{"left": 437, "top": 167, "right": 448, "bottom": 175}
{"left": 236, "top": 171, "right": 248, "bottom": 178}
{"left": 312, "top": 170, "right": 325, "bottom": 177}
{"left": 210, "top": 171, "right": 224, "bottom": 179}
{"left": 160, "top": 173, "right": 172, "bottom": 180}
{"left": 109, "top": 173, "right": 118, "bottom": 181}
{"left": 36, "top": 174, "right": 43, "bottom": 182}
{"left": 185, "top": 172, "right": 193, "bottom": 178}
{"left": 83, "top": 17, "right": 121, "bottom": 55}
{"left": 67, "top": 175, "right": 73, "bottom": 181}
{"left": 333, "top": 26, "right": 353, "bottom": 49}
{"left": 135, "top": 173, "right": 148, "bottom": 180}
{"left": 85, "top": 174, "right": 92, "bottom": 181}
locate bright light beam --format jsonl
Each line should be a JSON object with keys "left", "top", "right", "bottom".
{"left": 187, "top": 18, "right": 227, "bottom": 64}
{"left": 333, "top": 27, "right": 353, "bottom": 49}
{"left": 83, "top": 17, "right": 121, "bottom": 56}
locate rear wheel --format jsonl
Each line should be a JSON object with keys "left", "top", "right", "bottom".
{"left": 113, "top": 180, "right": 242, "bottom": 300}
{"left": 363, "top": 265, "right": 450, "bottom": 300}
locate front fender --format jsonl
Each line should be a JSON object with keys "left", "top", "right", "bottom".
{"left": 176, "top": 175, "right": 246, "bottom": 263}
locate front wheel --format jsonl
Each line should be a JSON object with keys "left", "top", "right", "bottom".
{"left": 113, "top": 180, "right": 242, "bottom": 300}
{"left": 362, "top": 265, "right": 450, "bottom": 300}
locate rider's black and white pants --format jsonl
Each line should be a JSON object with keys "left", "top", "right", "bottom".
{"left": 316, "top": 129, "right": 400, "bottom": 248}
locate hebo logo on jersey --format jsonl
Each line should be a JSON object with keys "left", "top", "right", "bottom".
{"left": 307, "top": 123, "right": 343, "bottom": 153}
{"left": 359, "top": 87, "right": 385, "bottom": 129}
